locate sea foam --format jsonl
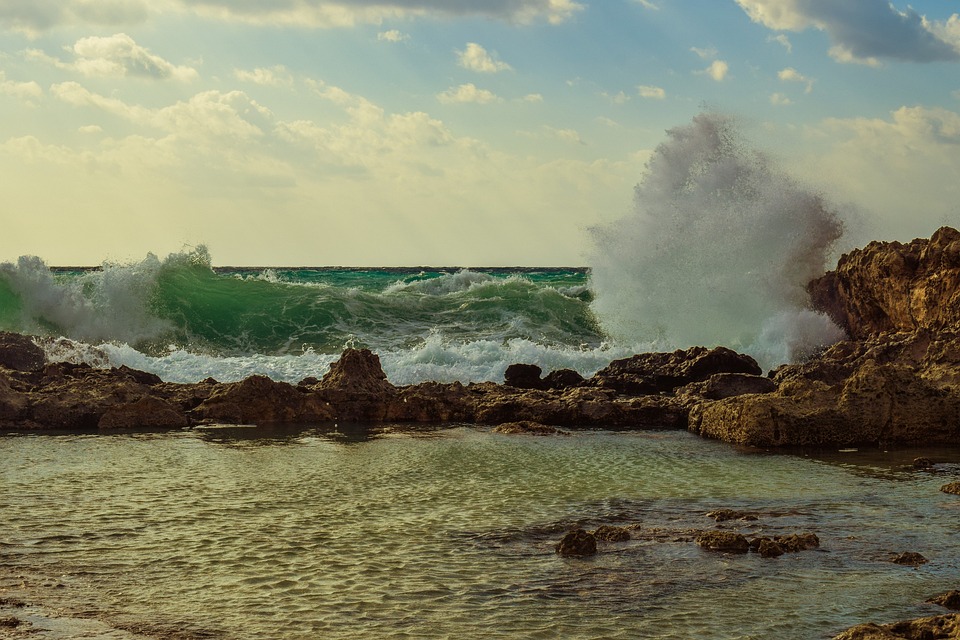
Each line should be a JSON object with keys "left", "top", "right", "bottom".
{"left": 589, "top": 112, "right": 846, "bottom": 371}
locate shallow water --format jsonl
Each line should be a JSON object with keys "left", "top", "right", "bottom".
{"left": 2, "top": 427, "right": 960, "bottom": 639}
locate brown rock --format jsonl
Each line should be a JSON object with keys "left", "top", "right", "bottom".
{"left": 98, "top": 396, "right": 190, "bottom": 430}
{"left": 705, "top": 509, "right": 759, "bottom": 522}
{"left": 810, "top": 226, "right": 960, "bottom": 340}
{"left": 504, "top": 363, "right": 544, "bottom": 389}
{"left": 0, "top": 332, "right": 45, "bottom": 371}
{"left": 492, "top": 420, "right": 566, "bottom": 435}
{"left": 591, "top": 525, "right": 631, "bottom": 542}
{"left": 695, "top": 530, "right": 749, "bottom": 554}
{"left": 891, "top": 552, "right": 928, "bottom": 566}
{"left": 683, "top": 373, "right": 777, "bottom": 400}
{"left": 555, "top": 529, "right": 597, "bottom": 557}
{"left": 941, "top": 482, "right": 960, "bottom": 495}
{"left": 756, "top": 538, "right": 784, "bottom": 558}
{"left": 542, "top": 368, "right": 585, "bottom": 390}
{"left": 194, "top": 375, "right": 335, "bottom": 424}
{"left": 317, "top": 348, "right": 394, "bottom": 394}
{"left": 927, "top": 591, "right": 960, "bottom": 610}
{"left": 833, "top": 613, "right": 960, "bottom": 639}
{"left": 775, "top": 532, "right": 820, "bottom": 552}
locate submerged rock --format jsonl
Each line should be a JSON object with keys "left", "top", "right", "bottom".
{"left": 891, "top": 552, "right": 928, "bottom": 566}
{"left": 492, "top": 421, "right": 566, "bottom": 435}
{"left": 695, "top": 530, "right": 750, "bottom": 554}
{"left": 555, "top": 529, "right": 597, "bottom": 557}
{"left": 591, "top": 525, "right": 631, "bottom": 542}
{"left": 941, "top": 482, "right": 960, "bottom": 496}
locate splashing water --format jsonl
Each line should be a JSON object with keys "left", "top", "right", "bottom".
{"left": 589, "top": 112, "right": 846, "bottom": 371}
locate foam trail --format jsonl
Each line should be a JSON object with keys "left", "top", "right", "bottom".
{"left": 589, "top": 112, "right": 845, "bottom": 371}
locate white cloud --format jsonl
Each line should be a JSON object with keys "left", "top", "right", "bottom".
{"left": 690, "top": 46, "right": 718, "bottom": 60}
{"left": 234, "top": 65, "right": 294, "bottom": 88}
{"left": 0, "top": 0, "right": 150, "bottom": 36}
{"left": 437, "top": 83, "right": 502, "bottom": 105}
{"left": 770, "top": 92, "right": 791, "bottom": 106}
{"left": 602, "top": 90, "right": 630, "bottom": 105}
{"left": 768, "top": 34, "right": 792, "bottom": 53}
{"left": 633, "top": 0, "right": 659, "bottom": 9}
{"left": 735, "top": 0, "right": 960, "bottom": 64}
{"left": 457, "top": 43, "right": 512, "bottom": 73}
{"left": 697, "top": 60, "right": 729, "bottom": 82}
{"left": 0, "top": 71, "right": 43, "bottom": 103}
{"left": 377, "top": 29, "right": 409, "bottom": 42}
{"left": 637, "top": 84, "right": 665, "bottom": 99}
{"left": 519, "top": 93, "right": 543, "bottom": 103}
{"left": 27, "top": 34, "right": 198, "bottom": 81}
{"left": 79, "top": 124, "right": 103, "bottom": 134}
{"left": 778, "top": 67, "right": 813, "bottom": 93}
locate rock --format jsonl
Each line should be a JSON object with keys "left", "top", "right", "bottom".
{"left": 810, "top": 226, "right": 960, "bottom": 340}
{"left": 756, "top": 539, "right": 784, "bottom": 558}
{"left": 912, "top": 457, "right": 934, "bottom": 469}
{"left": 542, "top": 368, "right": 585, "bottom": 390}
{"left": 833, "top": 613, "right": 960, "bottom": 639}
{"left": 555, "top": 529, "right": 597, "bottom": 557}
{"left": 891, "top": 552, "right": 928, "bottom": 566}
{"left": 591, "top": 525, "right": 631, "bottom": 542}
{"left": 591, "top": 346, "right": 762, "bottom": 396}
{"left": 705, "top": 509, "right": 759, "bottom": 522}
{"left": 775, "top": 533, "right": 820, "bottom": 552}
{"left": 682, "top": 373, "right": 777, "bottom": 400}
{"left": 0, "top": 616, "right": 23, "bottom": 628}
{"left": 695, "top": 530, "right": 749, "bottom": 554}
{"left": 317, "top": 348, "right": 394, "bottom": 395}
{"left": 98, "top": 396, "right": 190, "bottom": 430}
{"left": 0, "top": 332, "right": 45, "bottom": 371}
{"left": 927, "top": 591, "right": 960, "bottom": 610}
{"left": 504, "top": 363, "right": 544, "bottom": 389}
{"left": 492, "top": 420, "right": 566, "bottom": 435}
{"left": 194, "top": 375, "right": 335, "bottom": 424}
{"left": 941, "top": 482, "right": 960, "bottom": 495}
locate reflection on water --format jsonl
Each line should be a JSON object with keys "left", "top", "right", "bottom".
{"left": 2, "top": 428, "right": 959, "bottom": 639}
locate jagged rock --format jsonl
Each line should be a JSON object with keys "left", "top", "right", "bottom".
{"left": 592, "top": 346, "right": 762, "bottom": 396}
{"left": 927, "top": 591, "right": 960, "bottom": 610}
{"left": 542, "top": 368, "right": 585, "bottom": 390}
{"left": 504, "top": 363, "right": 544, "bottom": 389}
{"left": 833, "top": 614, "right": 960, "bottom": 639}
{"left": 695, "top": 530, "right": 749, "bottom": 554}
{"left": 941, "top": 482, "right": 960, "bottom": 495}
{"left": 193, "top": 375, "right": 335, "bottom": 424}
{"left": 98, "top": 396, "right": 189, "bottom": 430}
{"left": 891, "top": 552, "right": 928, "bottom": 566}
{"left": 317, "top": 348, "right": 394, "bottom": 394}
{"left": 775, "top": 533, "right": 820, "bottom": 552}
{"left": 0, "top": 332, "right": 45, "bottom": 372}
{"left": 555, "top": 529, "right": 597, "bottom": 557}
{"left": 913, "top": 457, "right": 934, "bottom": 469}
{"left": 756, "top": 539, "right": 784, "bottom": 558}
{"left": 492, "top": 420, "right": 566, "bottom": 435}
{"left": 591, "top": 525, "right": 631, "bottom": 542}
{"left": 810, "top": 226, "right": 960, "bottom": 340}
{"left": 680, "top": 373, "right": 777, "bottom": 400}
{"left": 705, "top": 509, "right": 759, "bottom": 522}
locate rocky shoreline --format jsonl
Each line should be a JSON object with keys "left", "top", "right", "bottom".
{"left": 2, "top": 228, "right": 959, "bottom": 448}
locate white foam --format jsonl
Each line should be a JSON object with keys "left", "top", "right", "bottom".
{"left": 589, "top": 112, "right": 845, "bottom": 371}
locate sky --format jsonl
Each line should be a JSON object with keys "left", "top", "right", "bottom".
{"left": 0, "top": 0, "right": 958, "bottom": 266}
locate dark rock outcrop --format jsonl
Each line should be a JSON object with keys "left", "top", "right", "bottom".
{"left": 555, "top": 529, "right": 597, "bottom": 557}
{"left": 592, "top": 346, "right": 762, "bottom": 395}
{"left": 591, "top": 525, "right": 631, "bottom": 542}
{"left": 0, "top": 332, "right": 45, "bottom": 372}
{"left": 891, "top": 552, "right": 928, "bottom": 566}
{"left": 695, "top": 530, "right": 750, "bottom": 554}
{"left": 833, "top": 613, "right": 960, "bottom": 639}
{"left": 927, "top": 591, "right": 960, "bottom": 610}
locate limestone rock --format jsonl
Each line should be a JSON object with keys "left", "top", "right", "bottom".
{"left": 833, "top": 613, "right": 960, "bottom": 639}
{"left": 0, "top": 332, "right": 45, "bottom": 372}
{"left": 492, "top": 420, "right": 566, "bottom": 435}
{"left": 591, "top": 525, "right": 631, "bottom": 542}
{"left": 555, "top": 529, "right": 597, "bottom": 557}
{"left": 695, "top": 530, "right": 749, "bottom": 554}
{"left": 98, "top": 396, "right": 189, "bottom": 430}
{"left": 927, "top": 591, "right": 960, "bottom": 610}
{"left": 940, "top": 482, "right": 960, "bottom": 495}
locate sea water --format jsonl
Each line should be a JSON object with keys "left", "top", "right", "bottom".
{"left": 3, "top": 427, "right": 960, "bottom": 639}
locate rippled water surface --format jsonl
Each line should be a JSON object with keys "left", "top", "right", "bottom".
{"left": 3, "top": 427, "right": 960, "bottom": 639}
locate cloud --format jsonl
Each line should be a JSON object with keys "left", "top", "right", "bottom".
{"left": 437, "top": 83, "right": 502, "bottom": 105}
{"left": 377, "top": 29, "right": 409, "bottom": 42}
{"left": 602, "top": 90, "right": 630, "bottom": 104}
{"left": 637, "top": 84, "right": 665, "bottom": 99}
{"left": 545, "top": 126, "right": 584, "bottom": 144}
{"left": 770, "top": 92, "right": 791, "bottom": 106}
{"left": 457, "top": 43, "right": 512, "bottom": 73}
{"left": 632, "top": 0, "right": 659, "bottom": 9}
{"left": 0, "top": 0, "right": 150, "bottom": 36}
{"left": 0, "top": 71, "right": 43, "bottom": 103}
{"left": 519, "top": 93, "right": 543, "bottom": 103}
{"left": 690, "top": 46, "right": 718, "bottom": 60}
{"left": 234, "top": 65, "right": 294, "bottom": 88}
{"left": 735, "top": 0, "right": 960, "bottom": 64}
{"left": 778, "top": 66, "right": 813, "bottom": 93}
{"left": 697, "top": 59, "right": 729, "bottom": 81}
{"left": 27, "top": 34, "right": 199, "bottom": 81}
{"left": 768, "top": 34, "right": 792, "bottom": 52}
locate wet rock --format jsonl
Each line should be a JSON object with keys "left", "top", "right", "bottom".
{"left": 695, "top": 530, "right": 750, "bottom": 554}
{"left": 98, "top": 396, "right": 190, "bottom": 430}
{"left": 756, "top": 539, "right": 784, "bottom": 558}
{"left": 775, "top": 533, "right": 820, "bottom": 553}
{"left": 940, "top": 482, "right": 960, "bottom": 495}
{"left": 912, "top": 457, "right": 934, "bottom": 469}
{"left": 194, "top": 375, "right": 335, "bottom": 424}
{"left": 504, "top": 363, "right": 545, "bottom": 390}
{"left": 592, "top": 346, "right": 762, "bottom": 396}
{"left": 705, "top": 509, "right": 759, "bottom": 522}
{"left": 317, "top": 348, "right": 394, "bottom": 395}
{"left": 0, "top": 616, "right": 23, "bottom": 628}
{"left": 555, "top": 529, "right": 597, "bottom": 557}
{"left": 0, "top": 332, "right": 45, "bottom": 372}
{"left": 542, "top": 368, "right": 585, "bottom": 390}
{"left": 891, "top": 552, "right": 928, "bottom": 566}
{"left": 927, "top": 591, "right": 960, "bottom": 610}
{"left": 492, "top": 421, "right": 566, "bottom": 435}
{"left": 833, "top": 613, "right": 960, "bottom": 639}
{"left": 681, "top": 373, "right": 777, "bottom": 400}
{"left": 591, "top": 525, "right": 631, "bottom": 542}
